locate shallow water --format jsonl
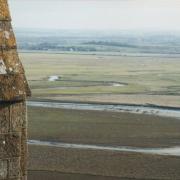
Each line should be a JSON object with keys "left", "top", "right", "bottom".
{"left": 27, "top": 101, "right": 180, "bottom": 119}
{"left": 48, "top": 75, "right": 59, "bottom": 81}
{"left": 112, "top": 83, "right": 125, "bottom": 87}
{"left": 28, "top": 140, "right": 180, "bottom": 157}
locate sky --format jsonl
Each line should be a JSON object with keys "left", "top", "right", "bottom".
{"left": 8, "top": 0, "right": 180, "bottom": 32}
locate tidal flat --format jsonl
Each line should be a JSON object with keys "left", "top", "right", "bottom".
{"left": 28, "top": 106, "right": 180, "bottom": 179}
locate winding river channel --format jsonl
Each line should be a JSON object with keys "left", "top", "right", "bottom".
{"left": 27, "top": 101, "right": 180, "bottom": 119}
{"left": 28, "top": 140, "right": 180, "bottom": 157}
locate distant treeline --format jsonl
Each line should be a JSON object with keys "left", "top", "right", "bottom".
{"left": 18, "top": 41, "right": 180, "bottom": 54}
{"left": 19, "top": 43, "right": 97, "bottom": 52}
{"left": 83, "top": 41, "right": 137, "bottom": 48}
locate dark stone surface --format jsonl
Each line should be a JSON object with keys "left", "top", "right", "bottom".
{"left": 20, "top": 128, "right": 28, "bottom": 177}
{"left": 9, "top": 158, "right": 21, "bottom": 178}
{"left": 10, "top": 102, "right": 26, "bottom": 132}
{"left": 4, "top": 133, "right": 21, "bottom": 158}
{"left": 0, "top": 105, "right": 9, "bottom": 134}
{"left": 0, "top": 74, "right": 30, "bottom": 101}
{"left": 0, "top": 102, "right": 27, "bottom": 179}
{"left": 0, "top": 160, "right": 8, "bottom": 179}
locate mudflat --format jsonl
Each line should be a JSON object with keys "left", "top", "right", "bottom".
{"left": 28, "top": 106, "right": 180, "bottom": 148}
{"left": 28, "top": 107, "right": 180, "bottom": 179}
{"left": 28, "top": 145, "right": 180, "bottom": 180}
{"left": 28, "top": 171, "right": 123, "bottom": 180}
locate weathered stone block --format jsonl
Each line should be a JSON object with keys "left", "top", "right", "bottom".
{"left": 8, "top": 158, "right": 21, "bottom": 178}
{"left": 0, "top": 74, "right": 30, "bottom": 101}
{"left": 5, "top": 133, "right": 21, "bottom": 158}
{"left": 0, "top": 135, "right": 7, "bottom": 158}
{"left": 0, "top": 159, "right": 7, "bottom": 179}
{"left": 0, "top": 21, "right": 16, "bottom": 49}
{"left": 0, "top": 105, "right": 10, "bottom": 134}
{"left": 21, "top": 176, "right": 27, "bottom": 180}
{"left": 0, "top": 0, "right": 10, "bottom": 21}
{"left": 0, "top": 133, "right": 21, "bottom": 158}
{"left": 10, "top": 102, "right": 26, "bottom": 132}
{"left": 0, "top": 49, "right": 24, "bottom": 74}
{"left": 20, "top": 128, "right": 27, "bottom": 176}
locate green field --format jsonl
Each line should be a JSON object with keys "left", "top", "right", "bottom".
{"left": 21, "top": 53, "right": 180, "bottom": 100}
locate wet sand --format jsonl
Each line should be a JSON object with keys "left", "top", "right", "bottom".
{"left": 28, "top": 145, "right": 180, "bottom": 180}
{"left": 28, "top": 106, "right": 180, "bottom": 148}
{"left": 28, "top": 171, "right": 123, "bottom": 180}
{"left": 28, "top": 104, "right": 180, "bottom": 179}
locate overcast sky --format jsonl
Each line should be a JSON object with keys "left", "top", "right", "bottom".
{"left": 9, "top": 0, "right": 180, "bottom": 31}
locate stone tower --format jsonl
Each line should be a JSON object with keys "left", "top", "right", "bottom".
{"left": 0, "top": 0, "right": 31, "bottom": 180}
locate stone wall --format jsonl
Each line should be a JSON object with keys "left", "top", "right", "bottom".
{"left": 0, "top": 102, "right": 27, "bottom": 180}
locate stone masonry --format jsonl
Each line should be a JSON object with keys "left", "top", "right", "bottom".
{"left": 0, "top": 0, "right": 31, "bottom": 180}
